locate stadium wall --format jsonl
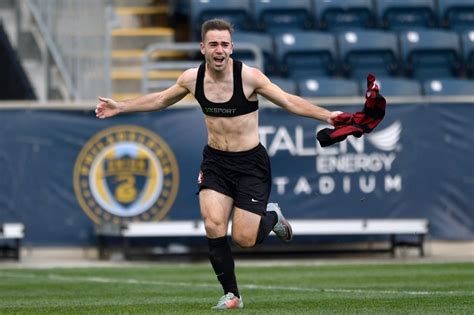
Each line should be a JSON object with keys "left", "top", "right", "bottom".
{"left": 0, "top": 100, "right": 473, "bottom": 246}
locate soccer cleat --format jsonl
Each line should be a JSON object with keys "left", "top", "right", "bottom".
{"left": 211, "top": 292, "right": 244, "bottom": 309}
{"left": 268, "top": 203, "right": 293, "bottom": 242}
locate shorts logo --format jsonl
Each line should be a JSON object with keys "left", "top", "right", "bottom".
{"left": 73, "top": 125, "right": 179, "bottom": 224}
{"left": 197, "top": 171, "right": 203, "bottom": 184}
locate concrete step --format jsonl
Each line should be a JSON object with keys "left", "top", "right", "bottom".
{"left": 112, "top": 68, "right": 183, "bottom": 80}
{"left": 116, "top": 5, "right": 170, "bottom": 28}
{"left": 113, "top": 0, "right": 160, "bottom": 6}
{"left": 111, "top": 49, "right": 189, "bottom": 67}
{"left": 112, "top": 27, "right": 174, "bottom": 36}
{"left": 112, "top": 93, "right": 142, "bottom": 100}
{"left": 22, "top": 59, "right": 43, "bottom": 100}
{"left": 112, "top": 93, "right": 196, "bottom": 102}
{"left": 112, "top": 68, "right": 183, "bottom": 93}
{"left": 112, "top": 27, "right": 174, "bottom": 49}
{"left": 115, "top": 6, "right": 168, "bottom": 15}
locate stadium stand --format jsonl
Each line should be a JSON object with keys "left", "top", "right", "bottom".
{"left": 313, "top": 0, "right": 375, "bottom": 30}
{"left": 11, "top": 0, "right": 474, "bottom": 101}
{"left": 364, "top": 77, "right": 423, "bottom": 96}
{"left": 337, "top": 29, "right": 399, "bottom": 78}
{"left": 253, "top": 0, "right": 313, "bottom": 32}
{"left": 232, "top": 31, "right": 276, "bottom": 74}
{"left": 297, "top": 77, "right": 360, "bottom": 97}
{"left": 0, "top": 223, "right": 25, "bottom": 261}
{"left": 461, "top": 30, "right": 474, "bottom": 77}
{"left": 110, "top": 1, "right": 179, "bottom": 99}
{"left": 375, "top": 0, "right": 437, "bottom": 29}
{"left": 268, "top": 76, "right": 298, "bottom": 94}
{"left": 399, "top": 29, "right": 462, "bottom": 79}
{"left": 274, "top": 31, "right": 338, "bottom": 78}
{"left": 190, "top": 0, "right": 253, "bottom": 40}
{"left": 141, "top": 42, "right": 264, "bottom": 95}
{"left": 422, "top": 78, "right": 474, "bottom": 96}
{"left": 438, "top": 0, "right": 474, "bottom": 30}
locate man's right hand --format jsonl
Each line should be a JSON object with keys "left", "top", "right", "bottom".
{"left": 327, "top": 111, "right": 344, "bottom": 126}
{"left": 95, "top": 97, "right": 121, "bottom": 119}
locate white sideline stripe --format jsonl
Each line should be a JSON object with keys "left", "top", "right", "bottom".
{"left": 0, "top": 272, "right": 471, "bottom": 297}
{"left": 110, "top": 219, "right": 429, "bottom": 237}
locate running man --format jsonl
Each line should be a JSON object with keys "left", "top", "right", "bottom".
{"left": 95, "top": 19, "right": 342, "bottom": 309}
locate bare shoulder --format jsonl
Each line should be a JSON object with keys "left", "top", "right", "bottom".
{"left": 177, "top": 67, "right": 199, "bottom": 92}
{"left": 241, "top": 62, "right": 271, "bottom": 89}
{"left": 241, "top": 62, "right": 289, "bottom": 102}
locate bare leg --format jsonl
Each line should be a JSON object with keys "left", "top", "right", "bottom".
{"left": 199, "top": 189, "right": 233, "bottom": 237}
{"left": 199, "top": 189, "right": 239, "bottom": 297}
{"left": 231, "top": 208, "right": 260, "bottom": 248}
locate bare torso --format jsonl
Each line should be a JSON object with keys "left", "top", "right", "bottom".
{"left": 186, "top": 60, "right": 260, "bottom": 152}
{"left": 204, "top": 112, "right": 259, "bottom": 151}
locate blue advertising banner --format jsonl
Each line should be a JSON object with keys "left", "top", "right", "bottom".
{"left": 0, "top": 103, "right": 473, "bottom": 245}
{"left": 263, "top": 103, "right": 473, "bottom": 240}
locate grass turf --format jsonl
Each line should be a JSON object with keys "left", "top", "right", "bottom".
{"left": 0, "top": 262, "right": 472, "bottom": 314}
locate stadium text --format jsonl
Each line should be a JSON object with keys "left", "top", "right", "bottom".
{"left": 273, "top": 175, "right": 402, "bottom": 195}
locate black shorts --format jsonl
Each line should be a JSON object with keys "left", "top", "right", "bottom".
{"left": 197, "top": 143, "right": 272, "bottom": 215}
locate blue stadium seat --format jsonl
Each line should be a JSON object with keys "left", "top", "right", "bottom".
{"left": 361, "top": 77, "right": 422, "bottom": 96}
{"left": 274, "top": 31, "right": 337, "bottom": 78}
{"left": 461, "top": 30, "right": 474, "bottom": 77}
{"left": 422, "top": 78, "right": 474, "bottom": 96}
{"left": 190, "top": 0, "right": 252, "bottom": 39}
{"left": 313, "top": 0, "right": 375, "bottom": 30}
{"left": 438, "top": 0, "right": 474, "bottom": 30}
{"left": 232, "top": 32, "right": 276, "bottom": 74}
{"left": 399, "top": 29, "right": 462, "bottom": 79}
{"left": 337, "top": 30, "right": 399, "bottom": 78}
{"left": 269, "top": 76, "right": 298, "bottom": 94}
{"left": 297, "top": 77, "right": 360, "bottom": 97}
{"left": 253, "top": 0, "right": 313, "bottom": 33}
{"left": 375, "top": 0, "right": 437, "bottom": 29}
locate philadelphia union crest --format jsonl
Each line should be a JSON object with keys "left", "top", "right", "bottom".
{"left": 74, "top": 125, "right": 179, "bottom": 224}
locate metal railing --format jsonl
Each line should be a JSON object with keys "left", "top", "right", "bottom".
{"left": 24, "top": 0, "right": 112, "bottom": 101}
{"left": 142, "top": 42, "right": 264, "bottom": 94}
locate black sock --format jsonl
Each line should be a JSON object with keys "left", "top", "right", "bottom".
{"left": 255, "top": 211, "right": 278, "bottom": 244}
{"left": 208, "top": 236, "right": 239, "bottom": 298}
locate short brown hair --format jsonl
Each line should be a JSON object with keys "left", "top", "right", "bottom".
{"left": 201, "top": 19, "right": 234, "bottom": 41}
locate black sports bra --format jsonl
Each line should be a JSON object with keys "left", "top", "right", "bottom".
{"left": 194, "top": 60, "right": 259, "bottom": 117}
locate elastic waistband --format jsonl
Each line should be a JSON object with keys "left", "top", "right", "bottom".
{"left": 205, "top": 143, "right": 263, "bottom": 157}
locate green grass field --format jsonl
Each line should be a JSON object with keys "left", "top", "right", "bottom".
{"left": 0, "top": 262, "right": 473, "bottom": 314}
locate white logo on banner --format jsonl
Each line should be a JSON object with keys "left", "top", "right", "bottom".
{"left": 367, "top": 121, "right": 401, "bottom": 151}
{"left": 260, "top": 121, "right": 403, "bottom": 195}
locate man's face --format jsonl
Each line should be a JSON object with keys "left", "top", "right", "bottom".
{"left": 200, "top": 29, "right": 233, "bottom": 72}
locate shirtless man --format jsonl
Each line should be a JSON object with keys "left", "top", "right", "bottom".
{"left": 95, "top": 19, "right": 341, "bottom": 309}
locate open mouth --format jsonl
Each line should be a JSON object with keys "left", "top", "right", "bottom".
{"left": 213, "top": 56, "right": 225, "bottom": 66}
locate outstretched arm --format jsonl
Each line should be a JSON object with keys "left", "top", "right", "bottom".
{"left": 248, "top": 67, "right": 342, "bottom": 125}
{"left": 95, "top": 69, "right": 194, "bottom": 119}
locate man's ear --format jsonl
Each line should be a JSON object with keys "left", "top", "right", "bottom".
{"left": 200, "top": 42, "right": 205, "bottom": 55}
